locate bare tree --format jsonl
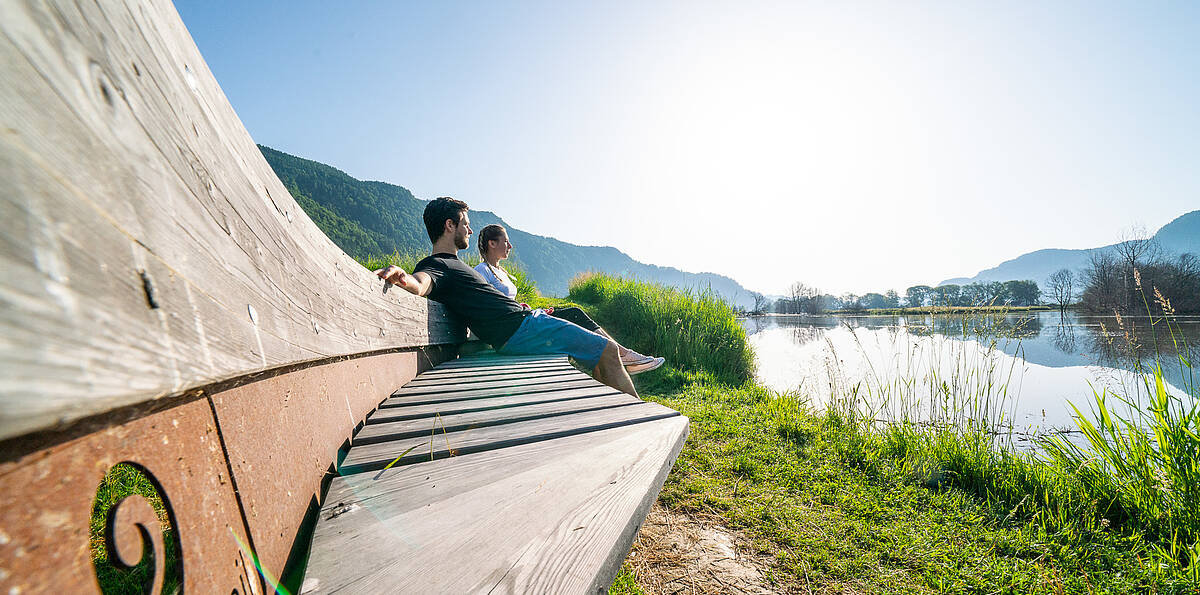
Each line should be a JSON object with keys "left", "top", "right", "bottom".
{"left": 1113, "top": 224, "right": 1160, "bottom": 271}
{"left": 1046, "top": 268, "right": 1075, "bottom": 313}
{"left": 788, "top": 282, "right": 824, "bottom": 314}
{"left": 750, "top": 291, "right": 767, "bottom": 315}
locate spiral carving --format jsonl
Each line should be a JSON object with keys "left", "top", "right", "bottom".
{"left": 91, "top": 463, "right": 182, "bottom": 595}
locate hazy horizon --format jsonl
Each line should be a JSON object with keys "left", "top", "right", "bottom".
{"left": 176, "top": 1, "right": 1200, "bottom": 296}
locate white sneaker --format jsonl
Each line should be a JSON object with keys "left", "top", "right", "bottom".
{"left": 620, "top": 349, "right": 655, "bottom": 366}
{"left": 625, "top": 356, "right": 665, "bottom": 375}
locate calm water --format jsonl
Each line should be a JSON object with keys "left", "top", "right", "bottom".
{"left": 742, "top": 311, "right": 1199, "bottom": 434}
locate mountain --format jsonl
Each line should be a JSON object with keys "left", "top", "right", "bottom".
{"left": 260, "top": 146, "right": 756, "bottom": 306}
{"left": 941, "top": 210, "right": 1200, "bottom": 288}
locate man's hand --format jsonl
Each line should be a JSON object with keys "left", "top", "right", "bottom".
{"left": 375, "top": 265, "right": 409, "bottom": 288}
{"left": 375, "top": 266, "right": 433, "bottom": 296}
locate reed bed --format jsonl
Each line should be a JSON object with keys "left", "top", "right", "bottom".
{"left": 567, "top": 273, "right": 754, "bottom": 386}
{"left": 816, "top": 298, "right": 1200, "bottom": 583}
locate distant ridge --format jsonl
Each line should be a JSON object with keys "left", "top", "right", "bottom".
{"left": 941, "top": 210, "right": 1200, "bottom": 288}
{"left": 260, "top": 146, "right": 756, "bottom": 306}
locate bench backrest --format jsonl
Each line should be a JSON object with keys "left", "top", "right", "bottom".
{"left": 0, "top": 1, "right": 461, "bottom": 592}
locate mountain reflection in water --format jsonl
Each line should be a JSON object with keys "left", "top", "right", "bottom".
{"left": 741, "top": 311, "right": 1199, "bottom": 434}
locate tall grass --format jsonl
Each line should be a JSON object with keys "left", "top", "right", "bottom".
{"left": 568, "top": 273, "right": 754, "bottom": 386}
{"left": 1040, "top": 288, "right": 1199, "bottom": 578}
{"left": 808, "top": 298, "right": 1200, "bottom": 583}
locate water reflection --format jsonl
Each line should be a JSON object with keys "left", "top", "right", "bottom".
{"left": 742, "top": 311, "right": 1199, "bottom": 435}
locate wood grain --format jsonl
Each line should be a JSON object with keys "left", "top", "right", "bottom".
{"left": 0, "top": 0, "right": 464, "bottom": 440}
{"left": 305, "top": 417, "right": 689, "bottom": 594}
{"left": 382, "top": 377, "right": 602, "bottom": 407}
{"left": 355, "top": 393, "right": 642, "bottom": 444}
{"left": 392, "top": 368, "right": 584, "bottom": 395}
{"left": 339, "top": 401, "right": 680, "bottom": 473}
{"left": 366, "top": 384, "right": 620, "bottom": 424}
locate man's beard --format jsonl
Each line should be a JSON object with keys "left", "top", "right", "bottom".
{"left": 455, "top": 235, "right": 469, "bottom": 250}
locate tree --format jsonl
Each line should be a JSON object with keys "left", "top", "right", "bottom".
{"left": 788, "top": 282, "right": 825, "bottom": 314}
{"left": 1113, "top": 225, "right": 1161, "bottom": 312}
{"left": 839, "top": 293, "right": 863, "bottom": 312}
{"left": 932, "top": 284, "right": 961, "bottom": 306}
{"left": 905, "top": 285, "right": 931, "bottom": 308}
{"left": 884, "top": 289, "right": 900, "bottom": 308}
{"left": 862, "top": 293, "right": 890, "bottom": 309}
{"left": 1046, "top": 269, "right": 1075, "bottom": 312}
{"left": 750, "top": 292, "right": 768, "bottom": 315}
{"left": 1005, "top": 280, "right": 1040, "bottom": 306}
{"left": 1080, "top": 251, "right": 1122, "bottom": 313}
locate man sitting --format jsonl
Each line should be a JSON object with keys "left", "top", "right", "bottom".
{"left": 374, "top": 197, "right": 652, "bottom": 397}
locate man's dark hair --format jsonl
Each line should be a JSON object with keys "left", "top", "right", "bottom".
{"left": 423, "top": 197, "right": 469, "bottom": 243}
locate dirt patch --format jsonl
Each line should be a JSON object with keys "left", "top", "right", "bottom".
{"left": 625, "top": 504, "right": 797, "bottom": 594}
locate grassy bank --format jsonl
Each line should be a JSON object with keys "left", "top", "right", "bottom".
{"left": 575, "top": 274, "right": 1197, "bottom": 592}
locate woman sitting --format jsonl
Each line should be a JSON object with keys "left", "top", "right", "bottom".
{"left": 475, "top": 224, "right": 664, "bottom": 375}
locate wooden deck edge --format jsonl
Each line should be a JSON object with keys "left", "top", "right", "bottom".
{"left": 587, "top": 415, "right": 690, "bottom": 593}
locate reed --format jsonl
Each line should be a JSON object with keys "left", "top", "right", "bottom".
{"left": 814, "top": 298, "right": 1200, "bottom": 582}
{"left": 567, "top": 273, "right": 754, "bottom": 386}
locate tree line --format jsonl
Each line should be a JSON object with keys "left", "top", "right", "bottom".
{"left": 1053, "top": 228, "right": 1200, "bottom": 314}
{"left": 751, "top": 279, "right": 1042, "bottom": 315}
{"left": 745, "top": 227, "right": 1200, "bottom": 316}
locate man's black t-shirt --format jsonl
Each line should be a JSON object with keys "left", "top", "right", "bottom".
{"left": 414, "top": 253, "right": 529, "bottom": 347}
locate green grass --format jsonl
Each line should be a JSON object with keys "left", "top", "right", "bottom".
{"left": 568, "top": 274, "right": 754, "bottom": 386}
{"left": 581, "top": 274, "right": 1199, "bottom": 592}
{"left": 90, "top": 463, "right": 182, "bottom": 594}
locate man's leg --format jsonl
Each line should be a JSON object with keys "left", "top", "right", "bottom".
{"left": 592, "top": 340, "right": 638, "bottom": 397}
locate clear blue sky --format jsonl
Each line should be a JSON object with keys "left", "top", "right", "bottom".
{"left": 176, "top": 1, "right": 1200, "bottom": 295}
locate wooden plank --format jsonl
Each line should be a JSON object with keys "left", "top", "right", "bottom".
{"left": 0, "top": 0, "right": 463, "bottom": 440}
{"left": 397, "top": 367, "right": 583, "bottom": 391}
{"left": 304, "top": 417, "right": 689, "bottom": 594}
{"left": 379, "top": 378, "right": 603, "bottom": 409}
{"left": 354, "top": 393, "right": 641, "bottom": 444}
{"left": 430, "top": 355, "right": 568, "bottom": 370}
{"left": 402, "top": 361, "right": 574, "bottom": 382}
{"left": 389, "top": 369, "right": 588, "bottom": 398}
{"left": 339, "top": 402, "right": 680, "bottom": 473}
{"left": 366, "top": 384, "right": 619, "bottom": 424}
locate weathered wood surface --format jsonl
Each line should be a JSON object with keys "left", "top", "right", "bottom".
{"left": 367, "top": 384, "right": 622, "bottom": 424}
{"left": 304, "top": 354, "right": 689, "bottom": 594}
{"left": 379, "top": 377, "right": 601, "bottom": 408}
{"left": 0, "top": 0, "right": 463, "bottom": 441}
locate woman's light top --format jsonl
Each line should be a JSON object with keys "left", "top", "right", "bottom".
{"left": 474, "top": 262, "right": 518, "bottom": 298}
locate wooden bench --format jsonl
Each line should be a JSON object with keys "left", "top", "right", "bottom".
{"left": 0, "top": 1, "right": 687, "bottom": 593}
{"left": 302, "top": 352, "right": 687, "bottom": 593}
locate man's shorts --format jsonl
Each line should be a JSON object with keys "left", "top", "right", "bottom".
{"left": 497, "top": 309, "right": 610, "bottom": 370}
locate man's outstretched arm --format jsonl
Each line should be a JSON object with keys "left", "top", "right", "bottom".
{"left": 375, "top": 266, "right": 434, "bottom": 297}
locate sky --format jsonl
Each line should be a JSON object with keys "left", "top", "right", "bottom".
{"left": 175, "top": 1, "right": 1200, "bottom": 296}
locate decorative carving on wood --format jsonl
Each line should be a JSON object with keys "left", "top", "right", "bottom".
{"left": 90, "top": 463, "right": 182, "bottom": 595}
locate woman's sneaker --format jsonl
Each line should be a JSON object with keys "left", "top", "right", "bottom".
{"left": 620, "top": 349, "right": 653, "bottom": 365}
{"left": 624, "top": 355, "right": 662, "bottom": 374}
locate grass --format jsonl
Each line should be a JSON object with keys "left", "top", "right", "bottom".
{"left": 587, "top": 273, "right": 1200, "bottom": 593}
{"left": 568, "top": 274, "right": 754, "bottom": 386}
{"left": 90, "top": 463, "right": 182, "bottom": 594}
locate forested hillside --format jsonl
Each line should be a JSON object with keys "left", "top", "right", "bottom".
{"left": 261, "top": 146, "right": 755, "bottom": 305}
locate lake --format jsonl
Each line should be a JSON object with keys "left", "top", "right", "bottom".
{"left": 742, "top": 311, "right": 1199, "bottom": 437}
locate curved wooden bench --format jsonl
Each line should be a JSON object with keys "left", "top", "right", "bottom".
{"left": 0, "top": 1, "right": 687, "bottom": 593}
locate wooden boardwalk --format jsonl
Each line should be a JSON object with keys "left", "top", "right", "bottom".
{"left": 302, "top": 353, "right": 689, "bottom": 594}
